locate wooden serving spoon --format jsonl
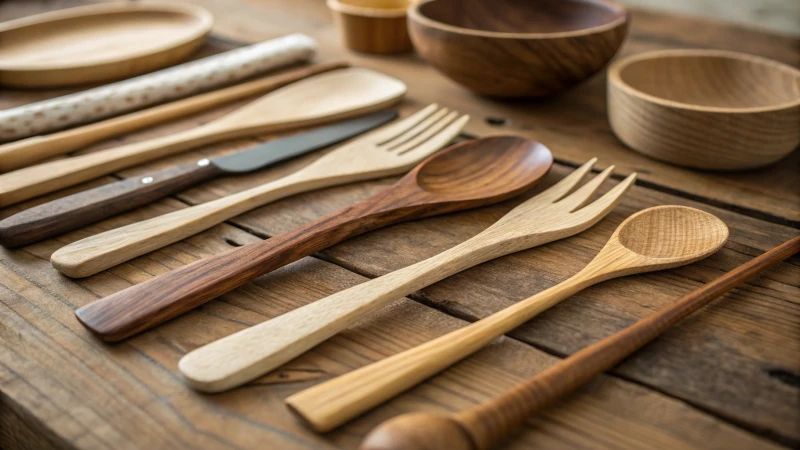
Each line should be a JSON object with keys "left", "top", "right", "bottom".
{"left": 0, "top": 67, "right": 405, "bottom": 207}
{"left": 359, "top": 234, "right": 798, "bottom": 450}
{"left": 287, "top": 206, "right": 729, "bottom": 434}
{"left": 75, "top": 136, "right": 554, "bottom": 342}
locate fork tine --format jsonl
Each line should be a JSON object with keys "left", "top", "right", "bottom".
{"left": 394, "top": 111, "right": 460, "bottom": 154}
{"left": 383, "top": 108, "right": 450, "bottom": 150}
{"left": 369, "top": 104, "right": 440, "bottom": 144}
{"left": 556, "top": 165, "right": 615, "bottom": 212}
{"left": 531, "top": 157, "right": 597, "bottom": 204}
{"left": 574, "top": 173, "right": 637, "bottom": 220}
{"left": 396, "top": 114, "right": 469, "bottom": 160}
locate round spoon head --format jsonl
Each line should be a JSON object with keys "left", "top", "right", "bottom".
{"left": 414, "top": 135, "right": 553, "bottom": 201}
{"left": 597, "top": 205, "right": 729, "bottom": 277}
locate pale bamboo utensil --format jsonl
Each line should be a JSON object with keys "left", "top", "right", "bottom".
{"left": 178, "top": 159, "right": 636, "bottom": 393}
{"left": 359, "top": 234, "right": 796, "bottom": 450}
{"left": 51, "top": 105, "right": 466, "bottom": 278}
{"left": 0, "top": 67, "right": 405, "bottom": 207}
{"left": 287, "top": 205, "right": 729, "bottom": 435}
{"left": 0, "top": 62, "right": 348, "bottom": 173}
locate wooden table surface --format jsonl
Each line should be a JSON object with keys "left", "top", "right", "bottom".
{"left": 1, "top": 1, "right": 798, "bottom": 449}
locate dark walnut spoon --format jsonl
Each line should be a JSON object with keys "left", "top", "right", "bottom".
{"left": 75, "top": 136, "right": 553, "bottom": 341}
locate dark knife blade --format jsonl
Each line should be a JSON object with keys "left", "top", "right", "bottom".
{"left": 212, "top": 109, "right": 397, "bottom": 173}
{"left": 0, "top": 110, "right": 398, "bottom": 248}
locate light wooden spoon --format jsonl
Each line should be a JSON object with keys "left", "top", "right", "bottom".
{"left": 286, "top": 205, "right": 729, "bottom": 433}
{"left": 0, "top": 67, "right": 405, "bottom": 207}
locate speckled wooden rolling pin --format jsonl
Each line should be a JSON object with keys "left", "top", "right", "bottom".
{"left": 0, "top": 34, "right": 317, "bottom": 146}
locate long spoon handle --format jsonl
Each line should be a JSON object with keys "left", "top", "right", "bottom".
{"left": 0, "top": 62, "right": 348, "bottom": 173}
{"left": 0, "top": 124, "right": 220, "bottom": 207}
{"left": 178, "top": 234, "right": 509, "bottom": 393}
{"left": 74, "top": 193, "right": 403, "bottom": 342}
{"left": 286, "top": 273, "right": 591, "bottom": 432}
{"left": 454, "top": 236, "right": 800, "bottom": 450}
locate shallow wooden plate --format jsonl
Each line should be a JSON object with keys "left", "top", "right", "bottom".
{"left": 0, "top": 1, "right": 213, "bottom": 88}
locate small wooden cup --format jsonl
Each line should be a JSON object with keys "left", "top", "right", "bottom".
{"left": 608, "top": 49, "right": 800, "bottom": 171}
{"left": 328, "top": 0, "right": 412, "bottom": 54}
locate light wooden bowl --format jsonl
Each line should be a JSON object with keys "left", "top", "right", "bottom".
{"left": 328, "top": 0, "right": 413, "bottom": 54}
{"left": 0, "top": 1, "right": 213, "bottom": 88}
{"left": 407, "top": 0, "right": 628, "bottom": 98}
{"left": 608, "top": 49, "right": 800, "bottom": 171}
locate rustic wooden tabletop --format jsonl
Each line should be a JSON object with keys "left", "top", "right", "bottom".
{"left": 1, "top": 1, "right": 798, "bottom": 449}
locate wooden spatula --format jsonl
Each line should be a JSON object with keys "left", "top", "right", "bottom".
{"left": 0, "top": 67, "right": 406, "bottom": 207}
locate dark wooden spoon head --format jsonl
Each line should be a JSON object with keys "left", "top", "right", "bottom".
{"left": 412, "top": 135, "right": 552, "bottom": 204}
{"left": 360, "top": 413, "right": 474, "bottom": 450}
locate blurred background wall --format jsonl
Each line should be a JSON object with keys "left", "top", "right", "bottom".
{"left": 619, "top": 0, "right": 799, "bottom": 36}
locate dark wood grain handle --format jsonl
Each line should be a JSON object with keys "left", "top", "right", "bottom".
{"left": 0, "top": 161, "right": 222, "bottom": 248}
{"left": 455, "top": 236, "right": 800, "bottom": 450}
{"left": 75, "top": 187, "right": 428, "bottom": 341}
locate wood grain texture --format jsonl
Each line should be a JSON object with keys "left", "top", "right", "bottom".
{"left": 49, "top": 105, "right": 467, "bottom": 278}
{"left": 0, "top": 218, "right": 785, "bottom": 450}
{"left": 0, "top": 67, "right": 406, "bottom": 207}
{"left": 360, "top": 236, "right": 800, "bottom": 450}
{"left": 287, "top": 206, "right": 729, "bottom": 432}
{"left": 407, "top": 0, "right": 629, "bottom": 97}
{"left": 0, "top": 61, "right": 349, "bottom": 173}
{"left": 0, "top": 1, "right": 212, "bottom": 87}
{"left": 0, "top": 2, "right": 799, "bottom": 449}
{"left": 74, "top": 136, "right": 551, "bottom": 341}
{"left": 608, "top": 49, "right": 800, "bottom": 170}
{"left": 179, "top": 160, "right": 628, "bottom": 393}
{"left": 0, "top": 162, "right": 223, "bottom": 248}
{"left": 328, "top": 0, "right": 412, "bottom": 54}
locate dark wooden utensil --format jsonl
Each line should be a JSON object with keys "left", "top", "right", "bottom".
{"left": 0, "top": 111, "right": 397, "bottom": 248}
{"left": 75, "top": 136, "right": 553, "bottom": 341}
{"left": 359, "top": 235, "right": 800, "bottom": 450}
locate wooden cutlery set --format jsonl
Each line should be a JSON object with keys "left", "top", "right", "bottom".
{"left": 1, "top": 2, "right": 799, "bottom": 449}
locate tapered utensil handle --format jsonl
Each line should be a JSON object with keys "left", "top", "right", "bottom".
{"left": 0, "top": 125, "right": 219, "bottom": 207}
{"left": 50, "top": 171, "right": 320, "bottom": 278}
{"left": 0, "top": 62, "right": 349, "bottom": 173}
{"left": 0, "top": 162, "right": 222, "bottom": 248}
{"left": 286, "top": 275, "right": 589, "bottom": 432}
{"left": 453, "top": 235, "right": 800, "bottom": 450}
{"left": 179, "top": 238, "right": 503, "bottom": 392}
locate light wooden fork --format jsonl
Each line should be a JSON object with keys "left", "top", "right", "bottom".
{"left": 51, "top": 104, "right": 468, "bottom": 278}
{"left": 178, "top": 159, "right": 637, "bottom": 393}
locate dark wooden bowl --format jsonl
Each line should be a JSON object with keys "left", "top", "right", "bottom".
{"left": 407, "top": 0, "right": 629, "bottom": 98}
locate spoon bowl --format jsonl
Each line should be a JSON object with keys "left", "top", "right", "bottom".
{"left": 597, "top": 205, "right": 729, "bottom": 277}
{"left": 415, "top": 136, "right": 552, "bottom": 198}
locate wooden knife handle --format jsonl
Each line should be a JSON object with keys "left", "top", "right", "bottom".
{"left": 74, "top": 198, "right": 407, "bottom": 342}
{"left": 0, "top": 125, "right": 217, "bottom": 207}
{"left": 0, "top": 162, "right": 223, "bottom": 248}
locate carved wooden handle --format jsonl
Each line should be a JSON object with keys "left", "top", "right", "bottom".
{"left": 74, "top": 198, "right": 403, "bottom": 342}
{"left": 179, "top": 235, "right": 504, "bottom": 393}
{"left": 0, "top": 162, "right": 222, "bottom": 248}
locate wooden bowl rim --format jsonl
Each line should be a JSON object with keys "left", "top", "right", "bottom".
{"left": 0, "top": 0, "right": 213, "bottom": 71}
{"left": 327, "top": 0, "right": 409, "bottom": 18}
{"left": 408, "top": 0, "right": 628, "bottom": 39}
{"left": 609, "top": 49, "right": 800, "bottom": 114}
